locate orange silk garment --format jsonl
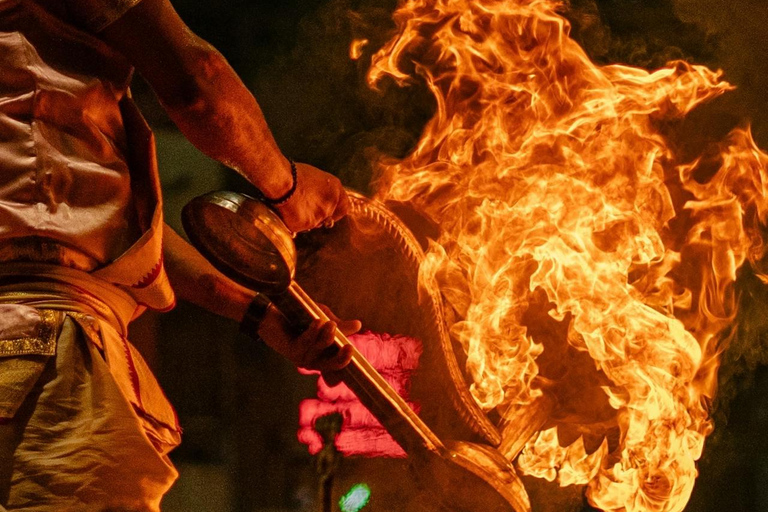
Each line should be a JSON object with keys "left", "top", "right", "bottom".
{"left": 0, "top": 0, "right": 174, "bottom": 312}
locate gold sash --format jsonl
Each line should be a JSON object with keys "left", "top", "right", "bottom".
{"left": 0, "top": 264, "right": 180, "bottom": 448}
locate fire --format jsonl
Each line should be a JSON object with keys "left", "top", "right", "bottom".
{"left": 364, "top": 0, "right": 768, "bottom": 511}
{"left": 350, "top": 38, "right": 370, "bottom": 60}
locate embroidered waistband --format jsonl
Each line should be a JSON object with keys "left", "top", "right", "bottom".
{"left": 0, "top": 263, "right": 138, "bottom": 335}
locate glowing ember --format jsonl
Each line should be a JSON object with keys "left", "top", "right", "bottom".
{"left": 365, "top": 1, "right": 768, "bottom": 511}
{"left": 298, "top": 331, "right": 422, "bottom": 458}
{"left": 350, "top": 38, "right": 370, "bottom": 60}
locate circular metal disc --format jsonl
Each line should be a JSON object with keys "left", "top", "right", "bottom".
{"left": 182, "top": 191, "right": 296, "bottom": 295}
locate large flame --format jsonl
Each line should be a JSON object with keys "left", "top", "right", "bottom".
{"left": 365, "top": 0, "right": 768, "bottom": 511}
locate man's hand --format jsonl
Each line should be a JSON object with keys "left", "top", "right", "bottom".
{"left": 256, "top": 304, "right": 361, "bottom": 373}
{"left": 273, "top": 162, "right": 349, "bottom": 233}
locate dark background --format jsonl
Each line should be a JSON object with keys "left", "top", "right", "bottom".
{"left": 129, "top": 0, "right": 768, "bottom": 510}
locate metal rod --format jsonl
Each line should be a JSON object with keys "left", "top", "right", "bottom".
{"left": 287, "top": 281, "right": 446, "bottom": 455}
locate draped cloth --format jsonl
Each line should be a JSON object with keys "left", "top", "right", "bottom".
{"left": 0, "top": 0, "right": 182, "bottom": 509}
{"left": 0, "top": 266, "right": 181, "bottom": 511}
{"left": 0, "top": 0, "right": 176, "bottom": 312}
{"left": 0, "top": 317, "right": 179, "bottom": 512}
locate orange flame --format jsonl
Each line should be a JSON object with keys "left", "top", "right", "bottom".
{"left": 350, "top": 38, "right": 370, "bottom": 60}
{"left": 365, "top": 1, "right": 768, "bottom": 511}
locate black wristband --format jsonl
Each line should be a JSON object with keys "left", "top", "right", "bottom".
{"left": 239, "top": 293, "right": 273, "bottom": 338}
{"left": 255, "top": 158, "right": 298, "bottom": 206}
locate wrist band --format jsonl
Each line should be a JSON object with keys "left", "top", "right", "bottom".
{"left": 239, "top": 293, "right": 273, "bottom": 338}
{"left": 256, "top": 158, "right": 298, "bottom": 206}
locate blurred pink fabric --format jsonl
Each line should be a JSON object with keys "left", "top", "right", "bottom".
{"left": 298, "top": 331, "right": 423, "bottom": 458}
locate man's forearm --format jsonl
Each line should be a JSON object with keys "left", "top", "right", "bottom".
{"left": 98, "top": 0, "right": 293, "bottom": 199}
{"left": 159, "top": 47, "right": 295, "bottom": 199}
{"left": 98, "top": 0, "right": 348, "bottom": 234}
{"left": 163, "top": 224, "right": 255, "bottom": 322}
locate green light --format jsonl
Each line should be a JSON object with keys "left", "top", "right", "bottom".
{"left": 339, "top": 483, "right": 371, "bottom": 512}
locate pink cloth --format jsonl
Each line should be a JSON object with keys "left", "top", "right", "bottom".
{"left": 298, "top": 427, "right": 408, "bottom": 459}
{"left": 0, "top": 305, "right": 40, "bottom": 343}
{"left": 298, "top": 331, "right": 423, "bottom": 458}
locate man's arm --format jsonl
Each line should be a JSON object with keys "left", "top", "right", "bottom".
{"left": 97, "top": 0, "right": 348, "bottom": 232}
{"left": 162, "top": 224, "right": 255, "bottom": 322}
{"left": 87, "top": 0, "right": 359, "bottom": 369}
{"left": 163, "top": 225, "right": 356, "bottom": 371}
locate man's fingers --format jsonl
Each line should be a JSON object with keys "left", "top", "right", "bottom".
{"left": 300, "top": 318, "right": 324, "bottom": 338}
{"left": 320, "top": 320, "right": 337, "bottom": 348}
{"left": 318, "top": 304, "right": 337, "bottom": 320}
{"left": 300, "top": 320, "right": 337, "bottom": 367}
{"left": 260, "top": 309, "right": 354, "bottom": 373}
{"left": 315, "top": 345, "right": 353, "bottom": 374}
{"left": 299, "top": 320, "right": 357, "bottom": 373}
{"left": 289, "top": 304, "right": 359, "bottom": 371}
{"left": 317, "top": 305, "right": 361, "bottom": 336}
{"left": 338, "top": 319, "right": 362, "bottom": 336}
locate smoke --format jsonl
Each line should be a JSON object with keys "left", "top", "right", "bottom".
{"left": 562, "top": 0, "right": 717, "bottom": 69}
{"left": 666, "top": 0, "right": 768, "bottom": 425}
{"left": 671, "top": 0, "right": 768, "bottom": 144}
{"left": 248, "top": 0, "right": 434, "bottom": 194}
{"left": 561, "top": 0, "right": 768, "bottom": 147}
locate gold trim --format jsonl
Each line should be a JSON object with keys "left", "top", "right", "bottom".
{"left": 67, "top": 312, "right": 103, "bottom": 349}
{"left": 0, "top": 309, "right": 60, "bottom": 357}
{"left": 346, "top": 193, "right": 503, "bottom": 447}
